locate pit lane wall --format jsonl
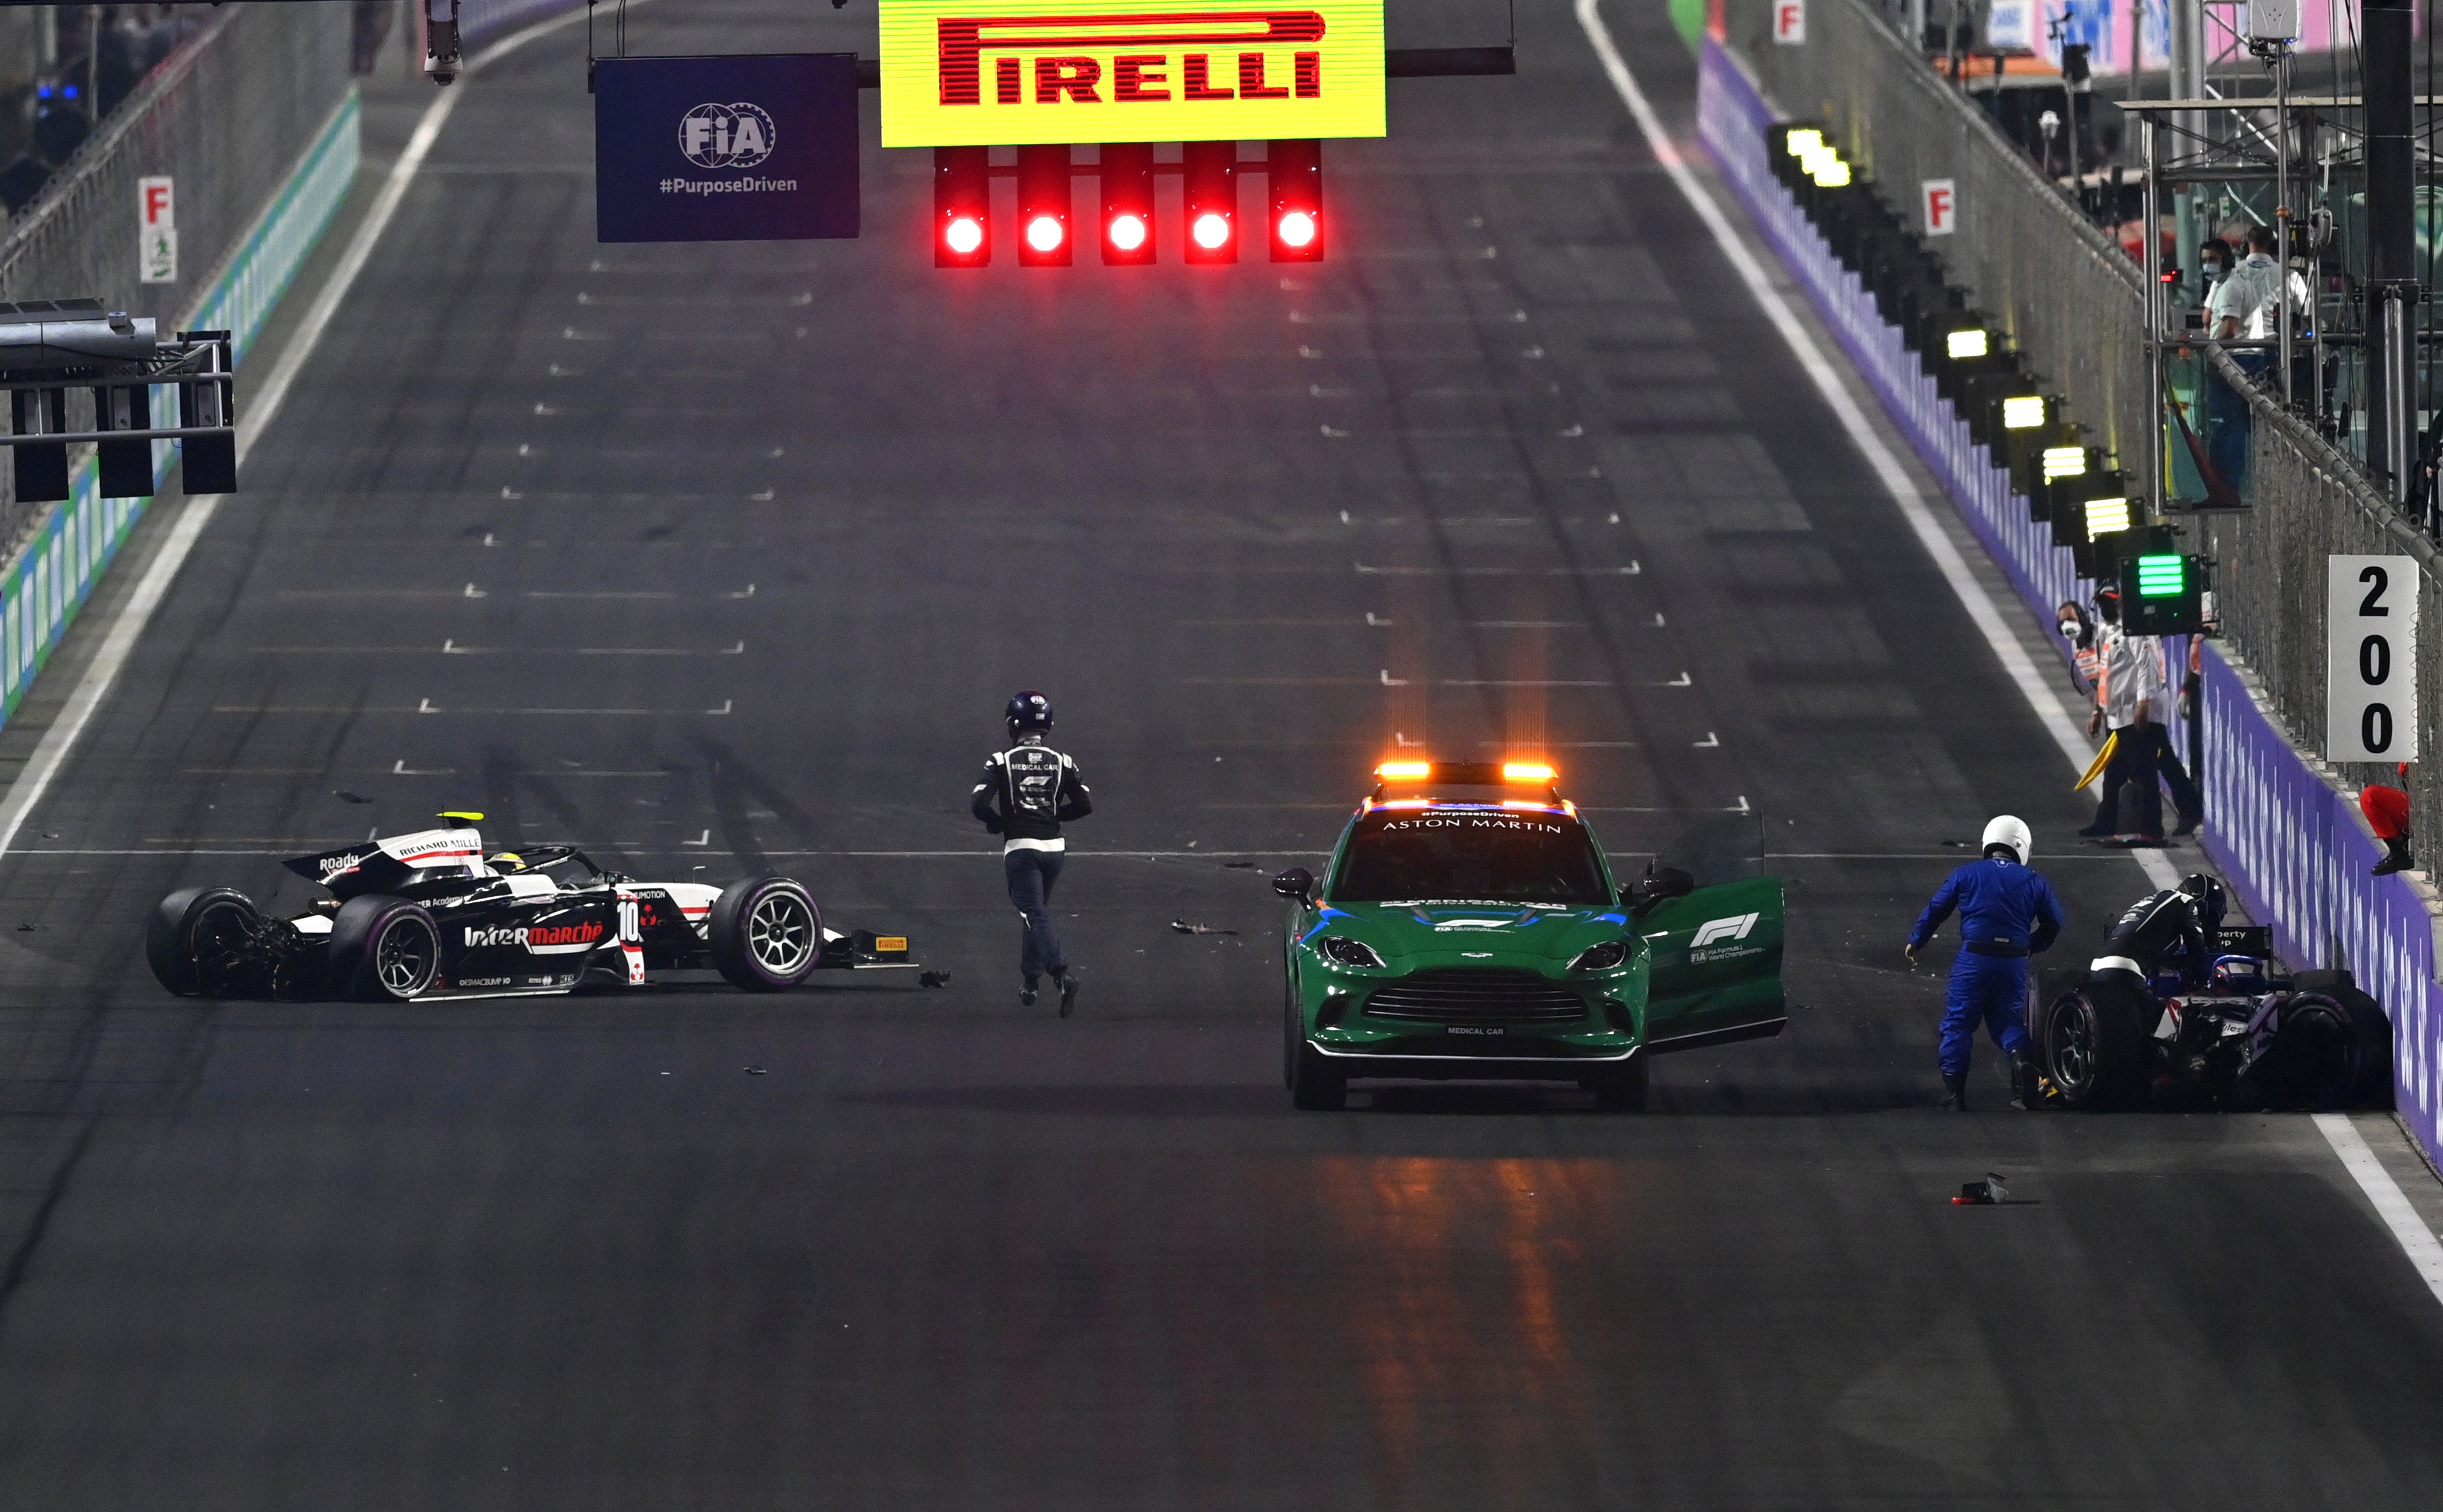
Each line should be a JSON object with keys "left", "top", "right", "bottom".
{"left": 1696, "top": 36, "right": 2443, "bottom": 1165}
{"left": 0, "top": 15, "right": 360, "bottom": 732}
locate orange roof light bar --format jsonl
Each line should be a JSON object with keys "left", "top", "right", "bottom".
{"left": 1374, "top": 760, "right": 1433, "bottom": 781}
{"left": 1502, "top": 762, "right": 1557, "bottom": 783}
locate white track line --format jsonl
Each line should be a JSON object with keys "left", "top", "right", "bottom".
{"left": 0, "top": 6, "right": 617, "bottom": 859}
{"left": 1572, "top": 0, "right": 2178, "bottom": 893}
{"left": 2314, "top": 1114, "right": 2443, "bottom": 1308}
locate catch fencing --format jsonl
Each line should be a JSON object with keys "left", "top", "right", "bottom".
{"left": 0, "top": 4, "right": 358, "bottom": 727}
{"left": 1701, "top": 18, "right": 2443, "bottom": 1166}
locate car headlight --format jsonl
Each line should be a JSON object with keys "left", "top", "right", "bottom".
{"left": 1569, "top": 939, "right": 1633, "bottom": 973}
{"left": 1316, "top": 935, "right": 1387, "bottom": 970}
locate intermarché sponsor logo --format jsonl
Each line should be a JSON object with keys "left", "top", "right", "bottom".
{"left": 464, "top": 922, "right": 605, "bottom": 951}
{"left": 659, "top": 176, "right": 802, "bottom": 195}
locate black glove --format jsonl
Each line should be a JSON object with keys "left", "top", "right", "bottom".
{"left": 983, "top": 816, "right": 1002, "bottom": 835}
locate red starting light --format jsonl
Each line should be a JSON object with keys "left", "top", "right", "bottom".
{"left": 1183, "top": 140, "right": 1237, "bottom": 264}
{"left": 935, "top": 146, "right": 991, "bottom": 268}
{"left": 1100, "top": 141, "right": 1156, "bottom": 265}
{"left": 1017, "top": 144, "right": 1072, "bottom": 267}
{"left": 1266, "top": 139, "right": 1324, "bottom": 262}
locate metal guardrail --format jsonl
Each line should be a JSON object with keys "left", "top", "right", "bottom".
{"left": 0, "top": 2, "right": 351, "bottom": 561}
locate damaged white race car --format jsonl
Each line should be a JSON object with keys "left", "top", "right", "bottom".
{"left": 146, "top": 814, "right": 944, "bottom": 1001}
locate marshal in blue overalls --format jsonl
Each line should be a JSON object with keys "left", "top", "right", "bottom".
{"left": 1906, "top": 817, "right": 2063, "bottom": 1111}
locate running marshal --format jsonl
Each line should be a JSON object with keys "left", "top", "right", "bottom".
{"left": 878, "top": 0, "right": 1387, "bottom": 147}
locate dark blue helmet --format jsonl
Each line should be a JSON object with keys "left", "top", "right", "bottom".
{"left": 1005, "top": 690, "right": 1053, "bottom": 737}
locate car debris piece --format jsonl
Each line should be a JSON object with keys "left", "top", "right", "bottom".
{"left": 1952, "top": 1172, "right": 2009, "bottom": 1205}
{"left": 1170, "top": 920, "right": 1239, "bottom": 936}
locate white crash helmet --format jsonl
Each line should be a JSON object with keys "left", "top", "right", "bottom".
{"left": 1981, "top": 815, "right": 2033, "bottom": 865}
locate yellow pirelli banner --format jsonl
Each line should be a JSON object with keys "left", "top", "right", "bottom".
{"left": 877, "top": 0, "right": 1387, "bottom": 147}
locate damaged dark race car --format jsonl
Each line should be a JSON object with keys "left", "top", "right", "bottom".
{"left": 145, "top": 814, "right": 944, "bottom": 1001}
{"left": 2037, "top": 875, "right": 2392, "bottom": 1110}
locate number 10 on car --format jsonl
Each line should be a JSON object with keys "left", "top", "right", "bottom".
{"left": 2327, "top": 554, "right": 2421, "bottom": 763}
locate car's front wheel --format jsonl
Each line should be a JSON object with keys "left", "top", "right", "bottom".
{"left": 709, "top": 876, "right": 822, "bottom": 991}
{"left": 328, "top": 895, "right": 442, "bottom": 1002}
{"left": 146, "top": 887, "right": 259, "bottom": 997}
{"left": 1588, "top": 1054, "right": 1649, "bottom": 1112}
{"left": 2041, "top": 979, "right": 2151, "bottom": 1108}
{"left": 1290, "top": 1042, "right": 1346, "bottom": 1111}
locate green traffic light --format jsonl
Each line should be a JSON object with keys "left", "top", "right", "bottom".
{"left": 2134, "top": 554, "right": 2185, "bottom": 597}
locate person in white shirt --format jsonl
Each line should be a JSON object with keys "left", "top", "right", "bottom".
{"left": 2080, "top": 590, "right": 2170, "bottom": 845}
{"left": 2219, "top": 223, "right": 2309, "bottom": 345}
{"left": 2207, "top": 236, "right": 2259, "bottom": 342}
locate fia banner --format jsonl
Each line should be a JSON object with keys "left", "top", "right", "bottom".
{"left": 595, "top": 55, "right": 860, "bottom": 243}
{"left": 878, "top": 0, "right": 1385, "bottom": 148}
{"left": 2327, "top": 555, "right": 2421, "bottom": 763}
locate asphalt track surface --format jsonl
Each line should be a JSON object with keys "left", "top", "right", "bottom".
{"left": 0, "top": 1, "right": 2439, "bottom": 1507}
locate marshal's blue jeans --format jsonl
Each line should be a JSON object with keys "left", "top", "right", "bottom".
{"left": 1004, "top": 848, "right": 1068, "bottom": 982}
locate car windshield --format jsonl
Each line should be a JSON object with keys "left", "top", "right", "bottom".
{"left": 1329, "top": 806, "right": 1611, "bottom": 905}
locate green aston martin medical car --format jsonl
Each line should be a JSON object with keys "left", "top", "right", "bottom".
{"left": 1274, "top": 761, "right": 1787, "bottom": 1111}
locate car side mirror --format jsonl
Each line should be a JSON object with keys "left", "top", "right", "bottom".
{"left": 1625, "top": 866, "right": 1696, "bottom": 913}
{"left": 1272, "top": 867, "right": 1314, "bottom": 902}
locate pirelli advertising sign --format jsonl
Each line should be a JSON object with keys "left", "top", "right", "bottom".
{"left": 877, "top": 0, "right": 1387, "bottom": 147}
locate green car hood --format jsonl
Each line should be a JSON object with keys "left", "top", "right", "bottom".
{"left": 1309, "top": 901, "right": 1633, "bottom": 967}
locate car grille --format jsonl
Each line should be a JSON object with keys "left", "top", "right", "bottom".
{"left": 1363, "top": 968, "right": 1587, "bottom": 1024}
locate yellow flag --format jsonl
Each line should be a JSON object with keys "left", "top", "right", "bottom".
{"left": 2074, "top": 732, "right": 2116, "bottom": 791}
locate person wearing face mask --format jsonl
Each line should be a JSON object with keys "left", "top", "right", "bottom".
{"left": 2196, "top": 237, "right": 2234, "bottom": 304}
{"left": 2194, "top": 234, "right": 2257, "bottom": 493}
{"left": 2058, "top": 600, "right": 2101, "bottom": 695}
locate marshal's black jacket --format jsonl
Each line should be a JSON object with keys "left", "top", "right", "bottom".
{"left": 971, "top": 740, "right": 1092, "bottom": 849}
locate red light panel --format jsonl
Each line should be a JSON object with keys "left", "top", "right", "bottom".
{"left": 1016, "top": 144, "right": 1072, "bottom": 267}
{"left": 1100, "top": 141, "right": 1156, "bottom": 265}
{"left": 1267, "top": 139, "right": 1324, "bottom": 262}
{"left": 1182, "top": 140, "right": 1237, "bottom": 265}
{"left": 934, "top": 146, "right": 991, "bottom": 268}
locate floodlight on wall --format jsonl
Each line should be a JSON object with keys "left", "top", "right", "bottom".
{"left": 2082, "top": 495, "right": 2133, "bottom": 540}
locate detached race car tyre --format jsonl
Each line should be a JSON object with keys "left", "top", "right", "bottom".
{"left": 709, "top": 876, "right": 822, "bottom": 991}
{"left": 327, "top": 895, "right": 442, "bottom": 1003}
{"left": 1289, "top": 1042, "right": 1346, "bottom": 1111}
{"left": 146, "top": 887, "right": 259, "bottom": 997}
{"left": 2041, "top": 979, "right": 2151, "bottom": 1109}
{"left": 1587, "top": 1055, "right": 1650, "bottom": 1112}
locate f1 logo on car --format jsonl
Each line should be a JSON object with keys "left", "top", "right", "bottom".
{"left": 1691, "top": 913, "right": 1760, "bottom": 948}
